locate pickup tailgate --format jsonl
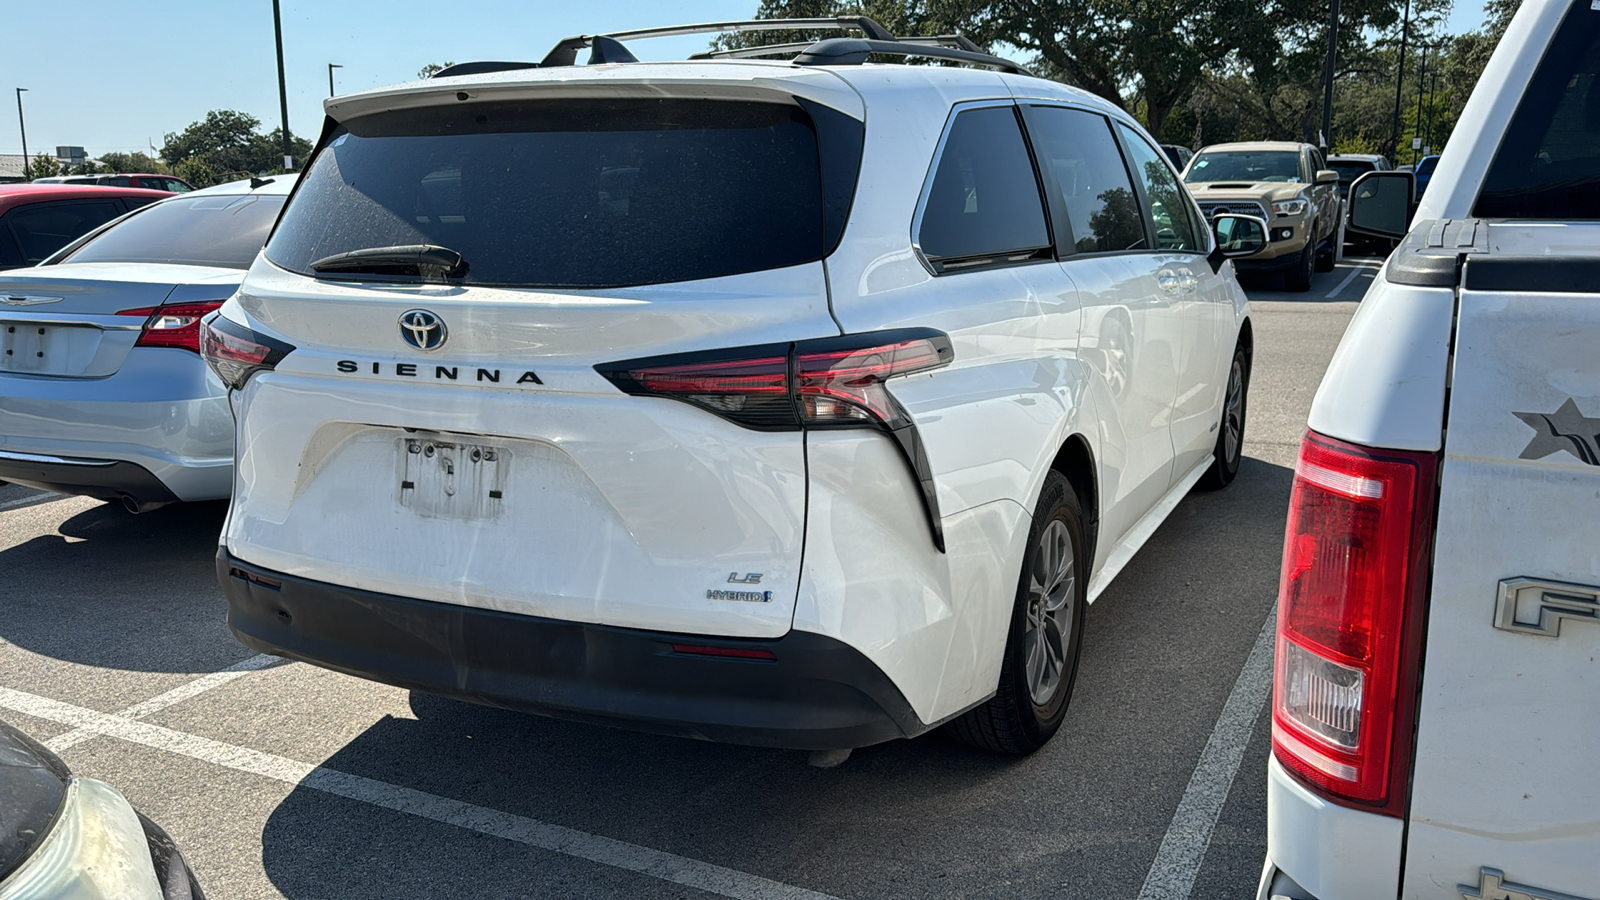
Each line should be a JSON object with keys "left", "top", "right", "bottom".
{"left": 1403, "top": 239, "right": 1600, "bottom": 898}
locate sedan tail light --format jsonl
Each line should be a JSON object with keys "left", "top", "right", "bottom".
{"left": 596, "top": 329, "right": 953, "bottom": 549}
{"left": 117, "top": 301, "right": 226, "bottom": 353}
{"left": 1272, "top": 431, "right": 1438, "bottom": 814}
{"left": 199, "top": 313, "right": 295, "bottom": 390}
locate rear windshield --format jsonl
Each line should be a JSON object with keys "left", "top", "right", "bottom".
{"left": 1185, "top": 151, "right": 1302, "bottom": 183}
{"left": 1476, "top": 2, "right": 1600, "bottom": 217}
{"left": 1328, "top": 161, "right": 1375, "bottom": 181}
{"left": 267, "top": 98, "right": 843, "bottom": 288}
{"left": 59, "top": 193, "right": 285, "bottom": 269}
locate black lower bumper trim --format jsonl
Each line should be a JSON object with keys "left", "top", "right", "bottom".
{"left": 218, "top": 550, "right": 926, "bottom": 750}
{"left": 1234, "top": 249, "right": 1304, "bottom": 273}
{"left": 0, "top": 457, "right": 178, "bottom": 504}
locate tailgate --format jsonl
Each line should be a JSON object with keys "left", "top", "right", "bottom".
{"left": 1403, "top": 251, "right": 1600, "bottom": 898}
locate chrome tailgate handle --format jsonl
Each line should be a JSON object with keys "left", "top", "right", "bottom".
{"left": 1495, "top": 577, "right": 1600, "bottom": 638}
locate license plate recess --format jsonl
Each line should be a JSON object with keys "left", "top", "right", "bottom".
{"left": 398, "top": 436, "right": 507, "bottom": 520}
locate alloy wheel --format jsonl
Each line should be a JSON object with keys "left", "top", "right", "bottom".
{"left": 1024, "top": 519, "right": 1076, "bottom": 706}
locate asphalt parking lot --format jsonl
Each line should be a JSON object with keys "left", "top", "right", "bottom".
{"left": 0, "top": 253, "right": 1382, "bottom": 900}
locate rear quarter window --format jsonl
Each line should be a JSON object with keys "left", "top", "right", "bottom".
{"left": 267, "top": 98, "right": 852, "bottom": 288}
{"left": 1475, "top": 2, "right": 1600, "bottom": 218}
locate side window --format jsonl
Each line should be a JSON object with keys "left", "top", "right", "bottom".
{"left": 122, "top": 196, "right": 160, "bottom": 212}
{"left": 0, "top": 217, "right": 22, "bottom": 268}
{"left": 1024, "top": 106, "right": 1145, "bottom": 254}
{"left": 1116, "top": 124, "right": 1203, "bottom": 253}
{"left": 916, "top": 105, "right": 1051, "bottom": 269}
{"left": 165, "top": 179, "right": 194, "bottom": 193}
{"left": 100, "top": 176, "right": 132, "bottom": 187}
{"left": 4, "top": 201, "right": 124, "bottom": 264}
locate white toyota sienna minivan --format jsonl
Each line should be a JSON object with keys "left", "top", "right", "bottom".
{"left": 205, "top": 18, "right": 1264, "bottom": 755}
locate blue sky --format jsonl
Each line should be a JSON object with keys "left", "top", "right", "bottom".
{"left": 4, "top": 0, "right": 1491, "bottom": 158}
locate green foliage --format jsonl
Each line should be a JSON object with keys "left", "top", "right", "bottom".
{"left": 65, "top": 161, "right": 103, "bottom": 176}
{"left": 23, "top": 153, "right": 59, "bottom": 180}
{"left": 98, "top": 151, "right": 168, "bottom": 174}
{"left": 417, "top": 61, "right": 456, "bottom": 79}
{"left": 1333, "top": 134, "right": 1380, "bottom": 155}
{"left": 157, "top": 110, "right": 315, "bottom": 186}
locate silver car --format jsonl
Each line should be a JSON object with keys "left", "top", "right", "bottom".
{"left": 0, "top": 176, "right": 292, "bottom": 510}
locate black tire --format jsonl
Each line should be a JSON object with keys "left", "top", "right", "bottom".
{"left": 1198, "top": 342, "right": 1249, "bottom": 490}
{"left": 946, "top": 471, "right": 1087, "bottom": 754}
{"left": 1314, "top": 234, "right": 1336, "bottom": 273}
{"left": 1285, "top": 242, "right": 1314, "bottom": 292}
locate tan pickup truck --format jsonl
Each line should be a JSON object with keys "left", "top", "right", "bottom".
{"left": 1181, "top": 141, "right": 1341, "bottom": 291}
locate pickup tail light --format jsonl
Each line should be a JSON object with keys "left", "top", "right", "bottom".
{"left": 199, "top": 312, "right": 295, "bottom": 390}
{"left": 1272, "top": 431, "right": 1437, "bottom": 814}
{"left": 596, "top": 329, "right": 953, "bottom": 550}
{"left": 116, "top": 301, "right": 226, "bottom": 353}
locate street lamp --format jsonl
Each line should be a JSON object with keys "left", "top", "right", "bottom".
{"left": 1388, "top": 0, "right": 1412, "bottom": 161}
{"left": 1319, "top": 0, "right": 1341, "bottom": 150}
{"left": 328, "top": 63, "right": 342, "bottom": 98}
{"left": 14, "top": 88, "right": 28, "bottom": 180}
{"left": 272, "top": 0, "right": 293, "bottom": 171}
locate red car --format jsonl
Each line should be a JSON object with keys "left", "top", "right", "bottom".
{"left": 35, "top": 173, "right": 195, "bottom": 192}
{"left": 0, "top": 184, "right": 172, "bottom": 271}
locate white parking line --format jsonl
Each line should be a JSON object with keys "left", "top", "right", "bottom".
{"left": 0, "top": 685, "right": 841, "bottom": 900}
{"left": 0, "top": 491, "right": 63, "bottom": 513}
{"left": 45, "top": 653, "right": 282, "bottom": 752}
{"left": 1324, "top": 261, "right": 1378, "bottom": 300}
{"left": 1134, "top": 611, "right": 1276, "bottom": 900}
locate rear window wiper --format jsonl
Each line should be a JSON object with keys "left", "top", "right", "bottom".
{"left": 310, "top": 245, "right": 469, "bottom": 279}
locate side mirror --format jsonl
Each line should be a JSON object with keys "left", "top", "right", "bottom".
{"left": 1207, "top": 213, "right": 1268, "bottom": 273}
{"left": 1347, "top": 170, "right": 1416, "bottom": 239}
{"left": 1315, "top": 168, "right": 1341, "bottom": 186}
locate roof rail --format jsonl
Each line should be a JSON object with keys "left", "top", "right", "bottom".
{"left": 793, "top": 38, "right": 1028, "bottom": 74}
{"left": 689, "top": 33, "right": 991, "bottom": 62}
{"left": 430, "top": 17, "right": 1026, "bottom": 77}
{"left": 540, "top": 17, "right": 896, "bottom": 67}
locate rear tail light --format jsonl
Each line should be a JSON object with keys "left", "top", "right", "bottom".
{"left": 116, "top": 301, "right": 226, "bottom": 353}
{"left": 597, "top": 329, "right": 954, "bottom": 549}
{"left": 198, "top": 313, "right": 295, "bottom": 390}
{"left": 1272, "top": 431, "right": 1438, "bottom": 814}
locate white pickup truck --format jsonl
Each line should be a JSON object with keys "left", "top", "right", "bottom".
{"left": 1258, "top": 0, "right": 1600, "bottom": 898}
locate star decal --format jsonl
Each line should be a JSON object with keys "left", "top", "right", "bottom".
{"left": 1513, "top": 398, "right": 1600, "bottom": 466}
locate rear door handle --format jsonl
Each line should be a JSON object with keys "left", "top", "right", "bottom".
{"left": 1495, "top": 577, "right": 1600, "bottom": 637}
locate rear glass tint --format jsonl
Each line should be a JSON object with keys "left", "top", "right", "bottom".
{"left": 1476, "top": 4, "right": 1600, "bottom": 217}
{"left": 61, "top": 194, "right": 285, "bottom": 269}
{"left": 267, "top": 98, "right": 837, "bottom": 288}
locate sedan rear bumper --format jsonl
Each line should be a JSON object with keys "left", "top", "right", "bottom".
{"left": 218, "top": 549, "right": 928, "bottom": 750}
{"left": 0, "top": 451, "right": 181, "bottom": 506}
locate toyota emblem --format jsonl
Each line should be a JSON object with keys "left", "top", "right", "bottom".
{"left": 399, "top": 309, "right": 447, "bottom": 351}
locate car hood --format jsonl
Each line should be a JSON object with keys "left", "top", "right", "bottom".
{"left": 1185, "top": 182, "right": 1310, "bottom": 203}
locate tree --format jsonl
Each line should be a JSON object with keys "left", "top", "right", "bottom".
{"left": 23, "top": 153, "right": 59, "bottom": 181}
{"left": 161, "top": 110, "right": 263, "bottom": 173}
{"left": 98, "top": 151, "right": 168, "bottom": 174}
{"left": 417, "top": 61, "right": 456, "bottom": 79}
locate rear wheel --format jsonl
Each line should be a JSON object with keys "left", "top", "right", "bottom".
{"left": 1198, "top": 343, "right": 1249, "bottom": 490}
{"left": 946, "top": 471, "right": 1086, "bottom": 754}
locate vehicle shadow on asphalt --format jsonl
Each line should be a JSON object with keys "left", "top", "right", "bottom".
{"left": 256, "top": 457, "right": 1295, "bottom": 900}
{"left": 0, "top": 500, "right": 238, "bottom": 673}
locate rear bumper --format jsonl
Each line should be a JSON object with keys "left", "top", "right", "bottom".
{"left": 218, "top": 549, "right": 928, "bottom": 750}
{"left": 1259, "top": 756, "right": 1402, "bottom": 900}
{"left": 0, "top": 451, "right": 182, "bottom": 505}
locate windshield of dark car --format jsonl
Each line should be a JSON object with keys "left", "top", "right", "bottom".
{"left": 266, "top": 98, "right": 850, "bottom": 289}
{"left": 1328, "top": 161, "right": 1376, "bottom": 182}
{"left": 59, "top": 193, "right": 286, "bottom": 269}
{"left": 1184, "top": 151, "right": 1302, "bottom": 183}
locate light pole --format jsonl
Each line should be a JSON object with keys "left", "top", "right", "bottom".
{"left": 14, "top": 88, "right": 28, "bottom": 180}
{"left": 1414, "top": 44, "right": 1430, "bottom": 165}
{"left": 328, "top": 63, "right": 342, "bottom": 98}
{"left": 1388, "top": 0, "right": 1412, "bottom": 162}
{"left": 1320, "top": 0, "right": 1341, "bottom": 150}
{"left": 272, "top": 0, "right": 293, "bottom": 171}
